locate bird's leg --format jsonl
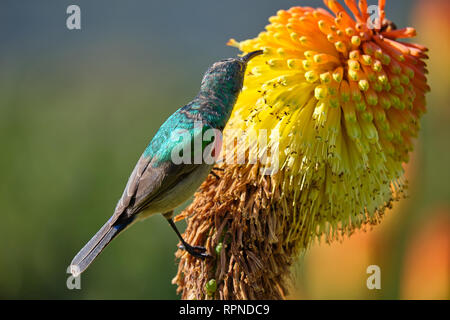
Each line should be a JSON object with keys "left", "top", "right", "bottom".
{"left": 166, "top": 217, "right": 210, "bottom": 259}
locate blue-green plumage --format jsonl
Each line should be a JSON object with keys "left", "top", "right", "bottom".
{"left": 70, "top": 50, "right": 263, "bottom": 276}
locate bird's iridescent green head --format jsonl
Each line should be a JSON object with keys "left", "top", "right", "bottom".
{"left": 199, "top": 50, "right": 263, "bottom": 97}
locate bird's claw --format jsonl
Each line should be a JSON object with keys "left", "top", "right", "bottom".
{"left": 178, "top": 244, "right": 211, "bottom": 259}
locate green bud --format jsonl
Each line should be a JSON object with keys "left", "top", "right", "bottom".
{"left": 206, "top": 279, "right": 217, "bottom": 295}
{"left": 215, "top": 242, "right": 223, "bottom": 255}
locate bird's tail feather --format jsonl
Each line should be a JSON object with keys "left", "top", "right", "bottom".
{"left": 70, "top": 217, "right": 133, "bottom": 276}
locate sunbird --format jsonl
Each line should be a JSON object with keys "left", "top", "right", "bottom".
{"left": 70, "top": 50, "right": 263, "bottom": 276}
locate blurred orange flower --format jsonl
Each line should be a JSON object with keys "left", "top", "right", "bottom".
{"left": 401, "top": 207, "right": 449, "bottom": 300}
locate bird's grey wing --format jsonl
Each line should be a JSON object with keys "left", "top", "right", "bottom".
{"left": 112, "top": 154, "right": 199, "bottom": 221}
{"left": 127, "top": 160, "right": 199, "bottom": 215}
{"left": 112, "top": 154, "right": 153, "bottom": 218}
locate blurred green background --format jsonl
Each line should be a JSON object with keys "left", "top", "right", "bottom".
{"left": 0, "top": 0, "right": 447, "bottom": 299}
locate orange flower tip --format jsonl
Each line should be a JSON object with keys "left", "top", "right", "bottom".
{"left": 268, "top": 16, "right": 277, "bottom": 24}
{"left": 227, "top": 38, "right": 239, "bottom": 47}
{"left": 358, "top": 79, "right": 369, "bottom": 91}
{"left": 304, "top": 50, "right": 315, "bottom": 59}
{"left": 335, "top": 41, "right": 346, "bottom": 52}
{"left": 404, "top": 27, "right": 417, "bottom": 37}
{"left": 267, "top": 59, "right": 285, "bottom": 69}
{"left": 349, "top": 50, "right": 360, "bottom": 60}
{"left": 332, "top": 68, "right": 343, "bottom": 83}
{"left": 330, "top": 17, "right": 339, "bottom": 28}
{"left": 287, "top": 58, "right": 302, "bottom": 69}
{"left": 372, "top": 60, "right": 383, "bottom": 72}
{"left": 351, "top": 35, "right": 361, "bottom": 46}
{"left": 355, "top": 22, "right": 364, "bottom": 31}
{"left": 286, "top": 23, "right": 295, "bottom": 31}
{"left": 373, "top": 48, "right": 383, "bottom": 59}
{"left": 313, "top": 54, "right": 323, "bottom": 63}
{"left": 345, "top": 27, "right": 355, "bottom": 36}
{"left": 320, "top": 72, "right": 332, "bottom": 84}
{"left": 348, "top": 59, "right": 360, "bottom": 71}
{"left": 302, "top": 59, "right": 312, "bottom": 70}
{"left": 318, "top": 19, "right": 327, "bottom": 30}
{"left": 299, "top": 35, "right": 308, "bottom": 45}
{"left": 290, "top": 32, "right": 299, "bottom": 41}
{"left": 273, "top": 32, "right": 283, "bottom": 41}
{"left": 262, "top": 47, "right": 273, "bottom": 55}
{"left": 395, "top": 54, "right": 405, "bottom": 62}
{"left": 305, "top": 70, "right": 319, "bottom": 83}
{"left": 277, "top": 47, "right": 286, "bottom": 56}
{"left": 382, "top": 27, "right": 417, "bottom": 39}
{"left": 314, "top": 85, "right": 328, "bottom": 100}
{"left": 360, "top": 54, "right": 372, "bottom": 65}
{"left": 348, "top": 69, "right": 359, "bottom": 81}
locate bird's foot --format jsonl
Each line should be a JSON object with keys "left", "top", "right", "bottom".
{"left": 178, "top": 243, "right": 211, "bottom": 259}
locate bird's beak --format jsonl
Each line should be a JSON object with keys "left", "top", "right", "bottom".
{"left": 240, "top": 50, "right": 264, "bottom": 63}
